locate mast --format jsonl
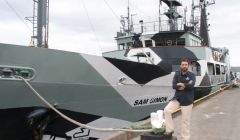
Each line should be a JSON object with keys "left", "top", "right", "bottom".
{"left": 127, "top": 0, "right": 130, "bottom": 33}
{"left": 26, "top": 0, "right": 49, "bottom": 48}
{"left": 199, "top": 0, "right": 215, "bottom": 47}
{"left": 190, "top": 0, "right": 200, "bottom": 34}
{"left": 37, "top": 0, "right": 49, "bottom": 48}
{"left": 159, "top": 0, "right": 162, "bottom": 31}
{"left": 119, "top": 0, "right": 133, "bottom": 35}
{"left": 162, "top": 0, "right": 182, "bottom": 31}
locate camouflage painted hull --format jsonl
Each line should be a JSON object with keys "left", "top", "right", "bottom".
{"left": 0, "top": 43, "right": 230, "bottom": 139}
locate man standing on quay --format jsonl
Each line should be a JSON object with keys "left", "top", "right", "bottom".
{"left": 164, "top": 59, "right": 196, "bottom": 140}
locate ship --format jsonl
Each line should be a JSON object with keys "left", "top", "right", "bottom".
{"left": 0, "top": 0, "right": 231, "bottom": 139}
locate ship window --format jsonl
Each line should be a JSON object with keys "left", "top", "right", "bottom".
{"left": 127, "top": 42, "right": 133, "bottom": 49}
{"left": 177, "top": 38, "right": 185, "bottom": 46}
{"left": 155, "top": 38, "right": 185, "bottom": 46}
{"left": 136, "top": 52, "right": 151, "bottom": 57}
{"left": 216, "top": 64, "right": 220, "bottom": 75}
{"left": 166, "top": 40, "right": 173, "bottom": 46}
{"left": 133, "top": 40, "right": 143, "bottom": 48}
{"left": 155, "top": 40, "right": 165, "bottom": 46}
{"left": 190, "top": 61, "right": 201, "bottom": 76}
{"left": 119, "top": 43, "right": 125, "bottom": 50}
{"left": 207, "top": 62, "right": 215, "bottom": 75}
{"left": 192, "top": 40, "right": 196, "bottom": 46}
{"left": 191, "top": 39, "right": 198, "bottom": 46}
{"left": 197, "top": 41, "right": 201, "bottom": 46}
{"left": 190, "top": 39, "right": 193, "bottom": 46}
{"left": 221, "top": 65, "right": 225, "bottom": 74}
{"left": 145, "top": 40, "right": 153, "bottom": 47}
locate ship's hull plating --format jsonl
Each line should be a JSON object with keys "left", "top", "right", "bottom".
{"left": 0, "top": 44, "right": 230, "bottom": 139}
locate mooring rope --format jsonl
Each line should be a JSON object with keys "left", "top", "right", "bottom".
{"left": 16, "top": 76, "right": 233, "bottom": 133}
{"left": 17, "top": 76, "right": 153, "bottom": 132}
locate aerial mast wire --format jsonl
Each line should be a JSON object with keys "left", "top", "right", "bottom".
{"left": 103, "top": 0, "right": 120, "bottom": 21}
{"left": 3, "top": 0, "right": 32, "bottom": 32}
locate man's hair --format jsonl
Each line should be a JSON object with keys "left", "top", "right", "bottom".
{"left": 180, "top": 58, "right": 189, "bottom": 64}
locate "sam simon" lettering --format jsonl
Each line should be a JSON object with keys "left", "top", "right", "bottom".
{"left": 133, "top": 97, "right": 168, "bottom": 106}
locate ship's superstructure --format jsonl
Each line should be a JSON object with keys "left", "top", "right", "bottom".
{"left": 0, "top": 0, "right": 231, "bottom": 140}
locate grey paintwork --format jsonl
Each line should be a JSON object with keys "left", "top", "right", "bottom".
{"left": 0, "top": 43, "right": 167, "bottom": 121}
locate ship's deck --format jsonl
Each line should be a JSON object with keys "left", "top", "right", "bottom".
{"left": 103, "top": 83, "right": 240, "bottom": 140}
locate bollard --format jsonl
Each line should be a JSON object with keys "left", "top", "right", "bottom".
{"left": 142, "top": 109, "right": 177, "bottom": 140}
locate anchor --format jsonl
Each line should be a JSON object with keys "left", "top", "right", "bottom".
{"left": 26, "top": 105, "right": 63, "bottom": 140}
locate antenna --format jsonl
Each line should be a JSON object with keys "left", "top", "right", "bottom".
{"left": 131, "top": 14, "right": 137, "bottom": 32}
{"left": 190, "top": 0, "right": 194, "bottom": 25}
{"left": 184, "top": 6, "right": 187, "bottom": 25}
{"left": 190, "top": 0, "right": 200, "bottom": 33}
{"left": 120, "top": 0, "right": 132, "bottom": 34}
{"left": 199, "top": 0, "right": 215, "bottom": 47}
{"left": 162, "top": 0, "right": 183, "bottom": 31}
{"left": 127, "top": 0, "right": 130, "bottom": 33}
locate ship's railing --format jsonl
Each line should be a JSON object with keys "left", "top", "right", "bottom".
{"left": 163, "top": 7, "right": 183, "bottom": 16}
{"left": 209, "top": 75, "right": 226, "bottom": 85}
{"left": 127, "top": 19, "right": 185, "bottom": 34}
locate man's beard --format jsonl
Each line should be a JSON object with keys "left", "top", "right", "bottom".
{"left": 181, "top": 68, "right": 188, "bottom": 72}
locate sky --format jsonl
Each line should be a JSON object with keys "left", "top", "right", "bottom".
{"left": 0, "top": 0, "right": 239, "bottom": 66}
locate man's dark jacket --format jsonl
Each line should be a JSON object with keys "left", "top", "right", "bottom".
{"left": 172, "top": 71, "right": 196, "bottom": 106}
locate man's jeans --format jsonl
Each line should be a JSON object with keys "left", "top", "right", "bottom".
{"left": 164, "top": 100, "right": 193, "bottom": 140}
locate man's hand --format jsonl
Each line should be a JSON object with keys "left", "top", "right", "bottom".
{"left": 179, "top": 86, "right": 185, "bottom": 90}
{"left": 177, "top": 83, "right": 184, "bottom": 87}
{"left": 188, "top": 80, "right": 193, "bottom": 84}
{"left": 177, "top": 83, "right": 185, "bottom": 90}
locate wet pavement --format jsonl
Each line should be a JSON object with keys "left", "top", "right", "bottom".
{"left": 132, "top": 86, "right": 240, "bottom": 140}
